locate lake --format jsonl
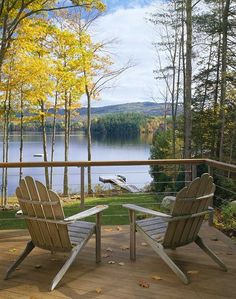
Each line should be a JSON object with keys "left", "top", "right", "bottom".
{"left": 0, "top": 132, "right": 153, "bottom": 195}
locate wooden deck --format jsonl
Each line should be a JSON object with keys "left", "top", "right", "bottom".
{"left": 0, "top": 223, "right": 236, "bottom": 299}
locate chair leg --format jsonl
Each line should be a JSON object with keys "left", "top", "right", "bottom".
{"left": 50, "top": 243, "right": 84, "bottom": 291}
{"left": 129, "top": 210, "right": 136, "bottom": 261}
{"left": 195, "top": 235, "right": 227, "bottom": 271}
{"left": 137, "top": 229, "right": 189, "bottom": 284}
{"left": 96, "top": 213, "right": 101, "bottom": 263}
{"left": 152, "top": 243, "right": 189, "bottom": 284}
{"left": 5, "top": 240, "right": 35, "bottom": 280}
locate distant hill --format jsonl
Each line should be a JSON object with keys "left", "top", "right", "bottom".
{"left": 52, "top": 101, "right": 182, "bottom": 117}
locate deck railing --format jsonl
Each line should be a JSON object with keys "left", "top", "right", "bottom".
{"left": 0, "top": 158, "right": 235, "bottom": 230}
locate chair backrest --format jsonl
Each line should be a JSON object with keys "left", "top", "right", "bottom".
{"left": 16, "top": 176, "right": 72, "bottom": 252}
{"left": 163, "top": 173, "right": 215, "bottom": 249}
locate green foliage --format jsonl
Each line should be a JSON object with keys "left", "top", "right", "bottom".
{"left": 91, "top": 113, "right": 147, "bottom": 137}
{"left": 150, "top": 129, "right": 172, "bottom": 192}
{"left": 215, "top": 203, "right": 236, "bottom": 236}
{"left": 213, "top": 174, "right": 236, "bottom": 207}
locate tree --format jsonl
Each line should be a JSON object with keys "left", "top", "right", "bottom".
{"left": 61, "top": 10, "right": 132, "bottom": 193}
{"left": 192, "top": 0, "right": 235, "bottom": 163}
{"left": 0, "top": 1, "right": 105, "bottom": 78}
{"left": 149, "top": 0, "right": 183, "bottom": 159}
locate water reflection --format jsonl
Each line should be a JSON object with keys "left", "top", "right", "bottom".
{"left": 0, "top": 131, "right": 153, "bottom": 195}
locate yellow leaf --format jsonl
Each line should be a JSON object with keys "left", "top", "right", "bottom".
{"left": 141, "top": 242, "right": 148, "bottom": 246}
{"left": 151, "top": 275, "right": 162, "bottom": 281}
{"left": 116, "top": 226, "right": 122, "bottom": 231}
{"left": 9, "top": 248, "right": 17, "bottom": 253}
{"left": 118, "top": 262, "right": 125, "bottom": 266}
{"left": 95, "top": 288, "right": 102, "bottom": 294}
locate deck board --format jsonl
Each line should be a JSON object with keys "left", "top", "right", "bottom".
{"left": 0, "top": 222, "right": 236, "bottom": 298}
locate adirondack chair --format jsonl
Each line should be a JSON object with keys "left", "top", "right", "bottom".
{"left": 5, "top": 176, "right": 108, "bottom": 291}
{"left": 123, "top": 173, "right": 227, "bottom": 284}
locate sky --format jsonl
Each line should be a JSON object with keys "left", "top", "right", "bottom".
{"left": 82, "top": 0, "right": 164, "bottom": 107}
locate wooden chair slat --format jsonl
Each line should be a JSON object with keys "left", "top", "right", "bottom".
{"left": 16, "top": 187, "right": 27, "bottom": 215}
{"left": 19, "top": 179, "right": 35, "bottom": 217}
{"left": 25, "top": 176, "right": 44, "bottom": 218}
{"left": 17, "top": 182, "right": 46, "bottom": 247}
{"left": 35, "top": 181, "right": 55, "bottom": 219}
{"left": 57, "top": 224, "right": 72, "bottom": 250}
{"left": 48, "top": 190, "right": 64, "bottom": 219}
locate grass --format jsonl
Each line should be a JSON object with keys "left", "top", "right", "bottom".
{"left": 0, "top": 193, "right": 162, "bottom": 230}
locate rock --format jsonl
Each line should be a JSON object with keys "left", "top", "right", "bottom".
{"left": 15, "top": 210, "right": 23, "bottom": 217}
{"left": 161, "top": 196, "right": 176, "bottom": 211}
{"left": 229, "top": 201, "right": 236, "bottom": 208}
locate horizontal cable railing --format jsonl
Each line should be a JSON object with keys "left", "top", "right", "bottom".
{"left": 0, "top": 159, "right": 235, "bottom": 235}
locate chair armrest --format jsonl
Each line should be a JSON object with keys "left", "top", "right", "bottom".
{"left": 64, "top": 205, "right": 108, "bottom": 222}
{"left": 122, "top": 204, "right": 172, "bottom": 219}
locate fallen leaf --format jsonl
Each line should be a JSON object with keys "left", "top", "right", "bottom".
{"left": 16, "top": 267, "right": 20, "bottom": 270}
{"left": 211, "top": 237, "right": 218, "bottom": 241}
{"left": 138, "top": 280, "right": 150, "bottom": 288}
{"left": 108, "top": 260, "right": 116, "bottom": 264}
{"left": 102, "top": 253, "right": 110, "bottom": 258}
{"left": 9, "top": 248, "right": 17, "bottom": 253}
{"left": 106, "top": 247, "right": 113, "bottom": 252}
{"left": 120, "top": 245, "right": 129, "bottom": 251}
{"left": 35, "top": 264, "right": 42, "bottom": 269}
{"left": 151, "top": 275, "right": 162, "bottom": 281}
{"left": 226, "top": 251, "right": 233, "bottom": 255}
{"left": 95, "top": 288, "right": 102, "bottom": 294}
{"left": 104, "top": 228, "right": 113, "bottom": 232}
{"left": 187, "top": 270, "right": 199, "bottom": 275}
{"left": 118, "top": 262, "right": 125, "bottom": 266}
{"left": 116, "top": 226, "right": 122, "bottom": 231}
{"left": 141, "top": 242, "right": 148, "bottom": 246}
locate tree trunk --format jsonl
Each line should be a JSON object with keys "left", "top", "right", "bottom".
{"left": 50, "top": 90, "right": 58, "bottom": 189}
{"left": 86, "top": 84, "right": 92, "bottom": 194}
{"left": 184, "top": 0, "right": 192, "bottom": 181}
{"left": 1, "top": 96, "right": 7, "bottom": 206}
{"left": 218, "top": 0, "right": 231, "bottom": 161}
{"left": 4, "top": 90, "right": 11, "bottom": 206}
{"left": 211, "top": 35, "right": 221, "bottom": 157}
{"left": 40, "top": 100, "right": 49, "bottom": 188}
{"left": 19, "top": 87, "right": 24, "bottom": 182}
{"left": 63, "top": 90, "right": 69, "bottom": 196}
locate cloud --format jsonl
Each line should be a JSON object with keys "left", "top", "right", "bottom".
{"left": 84, "top": 0, "right": 166, "bottom": 107}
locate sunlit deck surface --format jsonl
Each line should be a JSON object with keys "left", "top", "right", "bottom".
{"left": 0, "top": 223, "right": 236, "bottom": 299}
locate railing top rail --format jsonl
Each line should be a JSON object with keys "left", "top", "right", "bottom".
{"left": 0, "top": 159, "right": 205, "bottom": 168}
{"left": 205, "top": 159, "right": 236, "bottom": 172}
{"left": 0, "top": 158, "right": 235, "bottom": 171}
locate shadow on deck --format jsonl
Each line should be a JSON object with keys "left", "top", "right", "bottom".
{"left": 0, "top": 223, "right": 235, "bottom": 299}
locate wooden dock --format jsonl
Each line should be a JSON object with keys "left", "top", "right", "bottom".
{"left": 0, "top": 223, "right": 236, "bottom": 298}
{"left": 99, "top": 175, "right": 140, "bottom": 193}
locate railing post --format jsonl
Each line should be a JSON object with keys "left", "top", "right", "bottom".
{"left": 208, "top": 165, "right": 213, "bottom": 176}
{"left": 191, "top": 164, "right": 197, "bottom": 180}
{"left": 208, "top": 166, "right": 214, "bottom": 226}
{"left": 80, "top": 166, "right": 85, "bottom": 210}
